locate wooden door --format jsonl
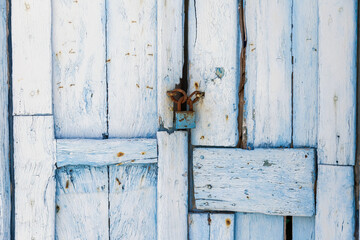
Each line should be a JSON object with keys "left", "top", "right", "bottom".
{"left": 5, "top": 0, "right": 358, "bottom": 239}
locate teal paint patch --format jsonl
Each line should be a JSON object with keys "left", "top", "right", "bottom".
{"left": 215, "top": 67, "right": 225, "bottom": 78}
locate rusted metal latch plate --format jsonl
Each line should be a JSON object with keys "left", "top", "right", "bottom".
{"left": 167, "top": 89, "right": 205, "bottom": 130}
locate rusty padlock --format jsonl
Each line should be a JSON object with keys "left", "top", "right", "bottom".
{"left": 167, "top": 89, "right": 204, "bottom": 129}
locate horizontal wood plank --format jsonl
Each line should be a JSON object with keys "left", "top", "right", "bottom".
{"left": 56, "top": 138, "right": 157, "bottom": 167}
{"left": 193, "top": 148, "right": 315, "bottom": 216}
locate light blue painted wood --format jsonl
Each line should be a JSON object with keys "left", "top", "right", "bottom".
{"left": 157, "top": 131, "right": 188, "bottom": 240}
{"left": 14, "top": 116, "right": 56, "bottom": 239}
{"left": 189, "top": 213, "right": 209, "bottom": 240}
{"left": 56, "top": 165, "right": 109, "bottom": 239}
{"left": 317, "top": 0, "right": 357, "bottom": 166}
{"left": 157, "top": 0, "right": 184, "bottom": 129}
{"left": 209, "top": 214, "right": 235, "bottom": 240}
{"left": 109, "top": 164, "right": 157, "bottom": 240}
{"left": 107, "top": 0, "right": 157, "bottom": 138}
{"left": 0, "top": 0, "right": 10, "bottom": 237}
{"left": 188, "top": 0, "right": 240, "bottom": 147}
{"left": 193, "top": 148, "right": 315, "bottom": 216}
{"left": 293, "top": 217, "right": 315, "bottom": 240}
{"left": 56, "top": 138, "right": 157, "bottom": 167}
{"left": 52, "top": 0, "right": 107, "bottom": 138}
{"left": 235, "top": 213, "right": 283, "bottom": 240}
{"left": 12, "top": 0, "right": 52, "bottom": 115}
{"left": 239, "top": 0, "right": 293, "bottom": 236}
{"left": 292, "top": 0, "right": 318, "bottom": 237}
{"left": 315, "top": 165, "right": 355, "bottom": 239}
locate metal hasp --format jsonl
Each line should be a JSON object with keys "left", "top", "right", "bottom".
{"left": 166, "top": 89, "right": 204, "bottom": 130}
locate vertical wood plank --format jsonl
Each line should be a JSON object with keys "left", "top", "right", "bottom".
{"left": 293, "top": 217, "right": 315, "bottom": 240}
{"left": 292, "top": 0, "right": 318, "bottom": 237}
{"left": 237, "top": 0, "right": 292, "bottom": 238}
{"left": 209, "top": 214, "right": 234, "bottom": 240}
{"left": 56, "top": 166, "right": 108, "bottom": 240}
{"left": 0, "top": 0, "right": 10, "bottom": 237}
{"left": 52, "top": 0, "right": 107, "bottom": 138}
{"left": 317, "top": 0, "right": 357, "bottom": 165}
{"left": 12, "top": 0, "right": 52, "bottom": 115}
{"left": 315, "top": 165, "right": 354, "bottom": 239}
{"left": 107, "top": 0, "right": 157, "bottom": 138}
{"left": 235, "top": 213, "right": 283, "bottom": 240}
{"left": 188, "top": 0, "right": 240, "bottom": 146}
{"left": 189, "top": 213, "right": 209, "bottom": 240}
{"left": 157, "top": 0, "right": 184, "bottom": 129}
{"left": 14, "top": 116, "right": 56, "bottom": 239}
{"left": 157, "top": 131, "right": 188, "bottom": 240}
{"left": 243, "top": 0, "right": 292, "bottom": 148}
{"left": 109, "top": 164, "right": 157, "bottom": 239}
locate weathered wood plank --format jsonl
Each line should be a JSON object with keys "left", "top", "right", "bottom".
{"left": 243, "top": 0, "right": 292, "bottom": 148}
{"left": 14, "top": 116, "right": 56, "bottom": 239}
{"left": 189, "top": 213, "right": 209, "bottom": 240}
{"left": 293, "top": 217, "right": 315, "bottom": 240}
{"left": 209, "top": 214, "right": 234, "bottom": 240}
{"left": 315, "top": 165, "right": 355, "bottom": 239}
{"left": 317, "top": 0, "right": 357, "bottom": 165}
{"left": 56, "top": 138, "right": 157, "bottom": 167}
{"left": 292, "top": 0, "right": 318, "bottom": 236}
{"left": 238, "top": 0, "right": 293, "bottom": 236}
{"left": 235, "top": 213, "right": 283, "bottom": 240}
{"left": 52, "top": 0, "right": 107, "bottom": 138}
{"left": 157, "top": 0, "right": 184, "bottom": 129}
{"left": 193, "top": 148, "right": 315, "bottom": 216}
{"left": 0, "top": 0, "right": 10, "bottom": 237}
{"left": 56, "top": 165, "right": 109, "bottom": 240}
{"left": 188, "top": 0, "right": 240, "bottom": 146}
{"left": 12, "top": 0, "right": 52, "bottom": 115}
{"left": 157, "top": 131, "right": 188, "bottom": 240}
{"left": 107, "top": 0, "right": 157, "bottom": 138}
{"left": 109, "top": 164, "right": 157, "bottom": 240}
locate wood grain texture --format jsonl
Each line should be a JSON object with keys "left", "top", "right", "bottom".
{"left": 14, "top": 116, "right": 56, "bottom": 239}
{"left": 12, "top": 0, "right": 52, "bottom": 115}
{"left": 193, "top": 148, "right": 315, "bottom": 216}
{"left": 317, "top": 0, "right": 357, "bottom": 165}
{"left": 292, "top": 0, "right": 318, "bottom": 236}
{"left": 243, "top": 0, "right": 292, "bottom": 148}
{"left": 188, "top": 0, "right": 240, "bottom": 146}
{"left": 235, "top": 213, "right": 283, "bottom": 240}
{"left": 315, "top": 165, "right": 355, "bottom": 240}
{"left": 157, "top": 131, "right": 188, "bottom": 240}
{"left": 157, "top": 0, "right": 184, "bottom": 129}
{"left": 292, "top": 0, "right": 318, "bottom": 148}
{"left": 209, "top": 214, "right": 235, "bottom": 240}
{"left": 56, "top": 166, "right": 108, "bottom": 240}
{"left": 189, "top": 213, "right": 235, "bottom": 240}
{"left": 109, "top": 164, "right": 157, "bottom": 240}
{"left": 293, "top": 217, "right": 315, "bottom": 240}
{"left": 52, "top": 0, "right": 107, "bottom": 138}
{"left": 107, "top": 0, "right": 157, "bottom": 138}
{"left": 189, "top": 213, "right": 209, "bottom": 240}
{"left": 0, "top": 0, "right": 10, "bottom": 237}
{"left": 56, "top": 138, "right": 157, "bottom": 167}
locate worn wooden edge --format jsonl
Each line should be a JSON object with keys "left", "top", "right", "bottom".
{"left": 56, "top": 138, "right": 157, "bottom": 167}
{"left": 157, "top": 131, "right": 188, "bottom": 239}
{"left": 193, "top": 148, "right": 315, "bottom": 216}
{"left": 0, "top": 0, "right": 10, "bottom": 237}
